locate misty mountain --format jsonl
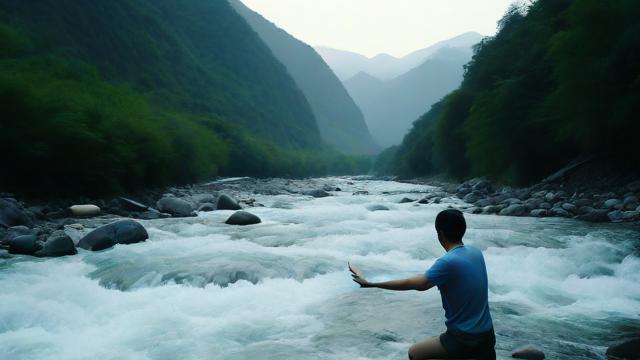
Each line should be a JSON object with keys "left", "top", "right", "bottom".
{"left": 316, "top": 32, "right": 482, "bottom": 80}
{"left": 344, "top": 47, "right": 473, "bottom": 147}
{"left": 230, "top": 0, "right": 378, "bottom": 154}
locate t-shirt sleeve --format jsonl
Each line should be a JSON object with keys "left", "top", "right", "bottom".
{"left": 426, "top": 257, "right": 450, "bottom": 286}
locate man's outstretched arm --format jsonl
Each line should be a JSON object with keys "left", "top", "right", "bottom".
{"left": 348, "top": 263, "right": 435, "bottom": 291}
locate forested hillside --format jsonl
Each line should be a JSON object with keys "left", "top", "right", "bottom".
{"left": 230, "top": 0, "right": 378, "bottom": 155}
{"left": 383, "top": 0, "right": 640, "bottom": 184}
{"left": 0, "top": 0, "right": 370, "bottom": 196}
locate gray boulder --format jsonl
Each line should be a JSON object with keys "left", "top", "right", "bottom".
{"left": 78, "top": 220, "right": 148, "bottom": 251}
{"left": 499, "top": 204, "right": 527, "bottom": 217}
{"left": 191, "top": 193, "right": 217, "bottom": 205}
{"left": 550, "top": 207, "right": 570, "bottom": 217}
{"left": 225, "top": 211, "right": 261, "bottom": 226}
{"left": 5, "top": 235, "right": 42, "bottom": 255}
{"left": 604, "top": 198, "right": 623, "bottom": 210}
{"left": 512, "top": 345, "right": 545, "bottom": 359}
{"left": 539, "top": 202, "right": 552, "bottom": 210}
{"left": 463, "top": 192, "right": 482, "bottom": 204}
{"left": 623, "top": 195, "right": 639, "bottom": 210}
{"left": 544, "top": 192, "right": 556, "bottom": 203}
{"left": 198, "top": 203, "right": 216, "bottom": 212}
{"left": 0, "top": 198, "right": 33, "bottom": 228}
{"left": 529, "top": 209, "right": 548, "bottom": 217}
{"left": 35, "top": 235, "right": 77, "bottom": 257}
{"left": 606, "top": 338, "right": 640, "bottom": 359}
{"left": 475, "top": 199, "right": 493, "bottom": 208}
{"left": 561, "top": 203, "right": 577, "bottom": 212}
{"left": 216, "top": 193, "right": 242, "bottom": 210}
{"left": 157, "top": 197, "right": 195, "bottom": 217}
{"left": 399, "top": 198, "right": 415, "bottom": 204}
{"left": 306, "top": 189, "right": 331, "bottom": 198}
{"left": 472, "top": 179, "right": 493, "bottom": 193}
{"left": 353, "top": 190, "right": 369, "bottom": 196}
{"left": 6, "top": 225, "right": 35, "bottom": 239}
{"left": 623, "top": 211, "right": 640, "bottom": 221}
{"left": 483, "top": 205, "right": 500, "bottom": 214}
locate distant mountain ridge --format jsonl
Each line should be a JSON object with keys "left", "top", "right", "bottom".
{"left": 344, "top": 47, "right": 474, "bottom": 147}
{"left": 316, "top": 32, "right": 483, "bottom": 80}
{"left": 230, "top": 0, "right": 378, "bottom": 154}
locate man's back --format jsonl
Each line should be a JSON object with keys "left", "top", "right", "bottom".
{"left": 426, "top": 245, "right": 493, "bottom": 333}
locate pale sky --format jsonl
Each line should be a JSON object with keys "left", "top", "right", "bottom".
{"left": 240, "top": 0, "right": 516, "bottom": 58}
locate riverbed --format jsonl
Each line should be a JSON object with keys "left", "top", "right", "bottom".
{"left": 1, "top": 178, "right": 639, "bottom": 359}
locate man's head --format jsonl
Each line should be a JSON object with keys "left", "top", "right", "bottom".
{"left": 435, "top": 209, "right": 466, "bottom": 245}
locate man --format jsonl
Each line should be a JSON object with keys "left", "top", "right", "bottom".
{"left": 349, "top": 209, "right": 495, "bottom": 359}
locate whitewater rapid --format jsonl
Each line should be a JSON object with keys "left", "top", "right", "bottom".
{"left": 1, "top": 179, "right": 639, "bottom": 359}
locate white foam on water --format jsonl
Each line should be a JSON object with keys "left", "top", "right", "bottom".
{"left": 1, "top": 178, "right": 638, "bottom": 359}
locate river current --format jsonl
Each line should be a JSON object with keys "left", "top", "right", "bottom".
{"left": 1, "top": 178, "right": 639, "bottom": 359}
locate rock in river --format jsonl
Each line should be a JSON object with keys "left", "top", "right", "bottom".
{"left": 225, "top": 211, "right": 261, "bottom": 226}
{"left": 4, "top": 235, "right": 41, "bottom": 255}
{"left": 78, "top": 219, "right": 148, "bottom": 251}
{"left": 216, "top": 193, "right": 241, "bottom": 210}
{"left": 367, "top": 204, "right": 389, "bottom": 211}
{"left": 157, "top": 197, "right": 195, "bottom": 217}
{"left": 606, "top": 338, "right": 640, "bottom": 360}
{"left": 512, "top": 345, "right": 545, "bottom": 359}
{"left": 35, "top": 235, "right": 77, "bottom": 257}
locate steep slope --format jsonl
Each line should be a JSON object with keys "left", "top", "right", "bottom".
{"left": 0, "top": 0, "right": 374, "bottom": 196}
{"left": 230, "top": 0, "right": 378, "bottom": 154}
{"left": 0, "top": 0, "right": 321, "bottom": 148}
{"left": 317, "top": 32, "right": 482, "bottom": 80}
{"left": 345, "top": 47, "right": 472, "bottom": 147}
{"left": 391, "top": 0, "right": 640, "bottom": 184}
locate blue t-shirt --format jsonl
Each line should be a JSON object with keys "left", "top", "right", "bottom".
{"left": 426, "top": 245, "right": 493, "bottom": 334}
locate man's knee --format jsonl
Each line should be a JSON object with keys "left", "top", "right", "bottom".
{"left": 407, "top": 344, "right": 419, "bottom": 359}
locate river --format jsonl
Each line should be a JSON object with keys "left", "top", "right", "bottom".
{"left": 1, "top": 178, "right": 639, "bottom": 359}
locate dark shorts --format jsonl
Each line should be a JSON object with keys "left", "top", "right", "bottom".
{"left": 440, "top": 328, "right": 496, "bottom": 360}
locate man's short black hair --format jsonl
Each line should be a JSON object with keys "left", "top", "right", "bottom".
{"left": 435, "top": 209, "right": 466, "bottom": 242}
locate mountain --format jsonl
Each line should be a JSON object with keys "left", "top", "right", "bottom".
{"left": 389, "top": 0, "right": 640, "bottom": 184}
{"left": 0, "top": 0, "right": 321, "bottom": 149}
{"left": 0, "top": 0, "right": 371, "bottom": 195}
{"left": 344, "top": 47, "right": 473, "bottom": 147}
{"left": 230, "top": 0, "right": 378, "bottom": 154}
{"left": 316, "top": 32, "right": 483, "bottom": 80}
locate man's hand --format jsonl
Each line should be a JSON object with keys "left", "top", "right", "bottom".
{"left": 349, "top": 262, "right": 371, "bottom": 288}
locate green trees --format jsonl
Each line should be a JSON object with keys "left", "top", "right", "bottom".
{"left": 388, "top": 0, "right": 640, "bottom": 184}
{"left": 0, "top": 2, "right": 371, "bottom": 197}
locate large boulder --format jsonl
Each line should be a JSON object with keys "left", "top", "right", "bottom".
{"left": 216, "top": 193, "right": 242, "bottom": 210}
{"left": 512, "top": 345, "right": 545, "bottom": 359}
{"left": 35, "top": 235, "right": 77, "bottom": 257}
{"left": 5, "top": 235, "right": 42, "bottom": 255}
{"left": 472, "top": 179, "right": 493, "bottom": 194}
{"left": 225, "top": 211, "right": 261, "bottom": 226}
{"left": 0, "top": 198, "right": 33, "bottom": 228}
{"left": 499, "top": 204, "right": 528, "bottom": 217}
{"left": 399, "top": 197, "right": 416, "bottom": 204}
{"left": 463, "top": 192, "right": 482, "bottom": 204}
{"left": 69, "top": 204, "right": 101, "bottom": 217}
{"left": 606, "top": 338, "right": 640, "bottom": 359}
{"left": 77, "top": 220, "right": 148, "bottom": 251}
{"left": 157, "top": 197, "right": 195, "bottom": 217}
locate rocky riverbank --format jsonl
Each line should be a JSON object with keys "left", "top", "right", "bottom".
{"left": 0, "top": 177, "right": 343, "bottom": 258}
{"left": 408, "top": 159, "right": 640, "bottom": 225}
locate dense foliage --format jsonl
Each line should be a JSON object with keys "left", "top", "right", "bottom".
{"left": 385, "top": 0, "right": 640, "bottom": 184}
{"left": 0, "top": 1, "right": 371, "bottom": 196}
